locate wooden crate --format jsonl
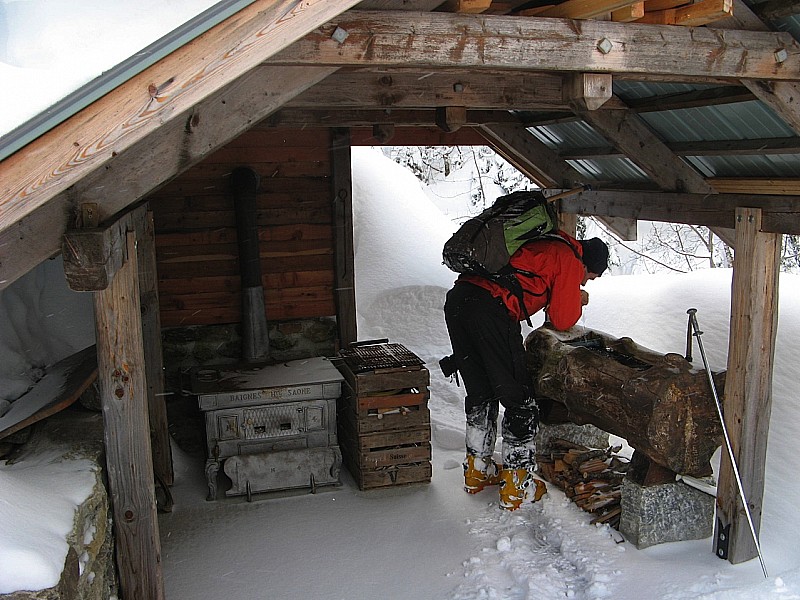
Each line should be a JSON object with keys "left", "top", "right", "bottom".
{"left": 339, "top": 364, "right": 430, "bottom": 397}
{"left": 346, "top": 459, "right": 432, "bottom": 490}
{"left": 336, "top": 358, "right": 432, "bottom": 490}
{"left": 339, "top": 414, "right": 431, "bottom": 489}
{"left": 339, "top": 402, "right": 431, "bottom": 435}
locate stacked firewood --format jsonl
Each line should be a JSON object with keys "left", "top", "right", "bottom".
{"left": 537, "top": 439, "right": 630, "bottom": 529}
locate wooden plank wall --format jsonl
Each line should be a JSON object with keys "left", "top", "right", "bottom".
{"left": 148, "top": 127, "right": 337, "bottom": 328}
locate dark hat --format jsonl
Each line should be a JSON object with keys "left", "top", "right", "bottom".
{"left": 579, "top": 238, "right": 609, "bottom": 276}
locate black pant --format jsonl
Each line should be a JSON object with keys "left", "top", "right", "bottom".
{"left": 443, "top": 282, "right": 540, "bottom": 470}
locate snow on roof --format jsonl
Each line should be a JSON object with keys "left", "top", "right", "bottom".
{"left": 0, "top": 0, "right": 237, "bottom": 157}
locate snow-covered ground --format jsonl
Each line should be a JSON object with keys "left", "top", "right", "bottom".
{"left": 3, "top": 147, "right": 800, "bottom": 598}
{"left": 3, "top": 2, "right": 800, "bottom": 597}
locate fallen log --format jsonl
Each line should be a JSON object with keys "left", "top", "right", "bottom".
{"left": 526, "top": 326, "right": 723, "bottom": 478}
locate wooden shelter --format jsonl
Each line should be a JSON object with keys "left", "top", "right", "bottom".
{"left": 1, "top": 0, "right": 799, "bottom": 597}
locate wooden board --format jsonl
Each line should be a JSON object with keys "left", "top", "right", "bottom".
{"left": 340, "top": 366, "right": 430, "bottom": 396}
{"left": 346, "top": 460, "right": 432, "bottom": 490}
{"left": 339, "top": 418, "right": 431, "bottom": 466}
{"left": 0, "top": 345, "right": 97, "bottom": 440}
{"left": 350, "top": 390, "right": 428, "bottom": 412}
{"left": 338, "top": 402, "right": 431, "bottom": 435}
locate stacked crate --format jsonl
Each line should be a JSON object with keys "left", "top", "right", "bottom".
{"left": 336, "top": 341, "right": 432, "bottom": 490}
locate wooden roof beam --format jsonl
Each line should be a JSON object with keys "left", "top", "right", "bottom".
{"left": 559, "top": 136, "right": 800, "bottom": 158}
{"left": 355, "top": 0, "right": 445, "bottom": 9}
{"left": 0, "top": 65, "right": 338, "bottom": 290}
{"left": 270, "top": 10, "right": 800, "bottom": 82}
{"left": 265, "top": 107, "right": 521, "bottom": 127}
{"left": 478, "top": 123, "right": 586, "bottom": 188}
{"left": 478, "top": 123, "right": 635, "bottom": 239}
{"left": 714, "top": 0, "right": 800, "bottom": 135}
{"left": 753, "top": 0, "right": 800, "bottom": 22}
{"left": 636, "top": 0, "right": 733, "bottom": 26}
{"left": 573, "top": 101, "right": 736, "bottom": 246}
{"left": 709, "top": 177, "right": 800, "bottom": 195}
{"left": 535, "top": 0, "right": 644, "bottom": 19}
{"left": 285, "top": 69, "right": 575, "bottom": 110}
{"left": 560, "top": 188, "right": 800, "bottom": 235}
{"left": 0, "top": 0, "right": 363, "bottom": 277}
{"left": 439, "top": 0, "right": 493, "bottom": 12}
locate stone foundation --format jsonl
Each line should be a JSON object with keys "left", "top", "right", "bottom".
{"left": 161, "top": 318, "right": 338, "bottom": 389}
{"left": 536, "top": 422, "right": 610, "bottom": 454}
{"left": 619, "top": 478, "right": 715, "bottom": 549}
{"left": 0, "top": 408, "right": 117, "bottom": 600}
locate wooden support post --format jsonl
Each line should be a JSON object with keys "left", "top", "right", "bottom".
{"left": 331, "top": 128, "right": 357, "bottom": 347}
{"left": 64, "top": 205, "right": 174, "bottom": 487}
{"left": 137, "top": 210, "right": 173, "bottom": 487}
{"left": 714, "top": 207, "right": 780, "bottom": 565}
{"left": 557, "top": 210, "right": 578, "bottom": 237}
{"left": 94, "top": 231, "right": 164, "bottom": 599}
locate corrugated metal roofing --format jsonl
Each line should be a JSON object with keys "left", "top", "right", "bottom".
{"left": 639, "top": 102, "right": 796, "bottom": 142}
{"left": 614, "top": 81, "right": 719, "bottom": 101}
{"left": 521, "top": 7, "right": 800, "bottom": 188}
{"left": 686, "top": 154, "right": 800, "bottom": 178}
{"left": 528, "top": 122, "right": 609, "bottom": 150}
{"left": 567, "top": 158, "right": 651, "bottom": 184}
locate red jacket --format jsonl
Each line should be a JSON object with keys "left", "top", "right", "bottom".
{"left": 458, "top": 232, "right": 585, "bottom": 330}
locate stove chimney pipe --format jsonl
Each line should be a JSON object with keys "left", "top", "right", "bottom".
{"left": 231, "top": 167, "right": 269, "bottom": 362}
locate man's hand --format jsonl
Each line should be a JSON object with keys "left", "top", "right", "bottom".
{"left": 580, "top": 289, "right": 589, "bottom": 306}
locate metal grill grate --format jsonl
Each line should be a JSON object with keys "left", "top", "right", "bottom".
{"left": 339, "top": 342, "right": 424, "bottom": 373}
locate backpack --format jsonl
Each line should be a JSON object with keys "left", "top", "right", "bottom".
{"left": 442, "top": 190, "right": 568, "bottom": 326}
{"left": 442, "top": 190, "right": 560, "bottom": 276}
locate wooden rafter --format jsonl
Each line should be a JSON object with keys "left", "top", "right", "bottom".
{"left": 286, "top": 68, "right": 571, "bottom": 110}
{"left": 558, "top": 136, "right": 800, "bottom": 159}
{"left": 479, "top": 123, "right": 586, "bottom": 188}
{"left": 0, "top": 0, "right": 362, "bottom": 271}
{"left": 636, "top": 0, "right": 733, "bottom": 26}
{"left": 267, "top": 107, "right": 520, "bottom": 127}
{"left": 573, "top": 103, "right": 737, "bottom": 246}
{"left": 439, "top": 0, "right": 493, "bottom": 12}
{"left": 0, "top": 65, "right": 338, "bottom": 290}
{"left": 559, "top": 188, "right": 800, "bottom": 235}
{"left": 709, "top": 178, "right": 800, "bottom": 195}
{"left": 753, "top": 0, "right": 800, "bottom": 22}
{"left": 714, "top": 0, "right": 800, "bottom": 135}
{"left": 575, "top": 105, "right": 715, "bottom": 194}
{"left": 270, "top": 11, "right": 800, "bottom": 82}
{"left": 613, "top": 2, "right": 645, "bottom": 22}
{"left": 535, "top": 0, "right": 643, "bottom": 19}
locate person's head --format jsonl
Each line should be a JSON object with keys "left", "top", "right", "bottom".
{"left": 579, "top": 238, "right": 609, "bottom": 283}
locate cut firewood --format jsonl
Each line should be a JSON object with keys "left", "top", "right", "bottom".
{"left": 537, "top": 441, "right": 629, "bottom": 530}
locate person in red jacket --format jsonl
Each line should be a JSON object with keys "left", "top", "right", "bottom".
{"left": 443, "top": 232, "right": 609, "bottom": 510}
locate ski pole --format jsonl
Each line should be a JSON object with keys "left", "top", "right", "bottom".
{"left": 686, "top": 308, "right": 768, "bottom": 578}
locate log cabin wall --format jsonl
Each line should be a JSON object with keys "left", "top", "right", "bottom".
{"left": 147, "top": 126, "right": 340, "bottom": 381}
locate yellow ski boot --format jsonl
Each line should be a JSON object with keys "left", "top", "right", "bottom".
{"left": 499, "top": 468, "right": 547, "bottom": 511}
{"left": 463, "top": 455, "right": 503, "bottom": 494}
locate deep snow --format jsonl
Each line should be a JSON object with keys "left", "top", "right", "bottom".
{"left": 4, "top": 2, "right": 800, "bottom": 597}
{"left": 2, "top": 148, "right": 800, "bottom": 599}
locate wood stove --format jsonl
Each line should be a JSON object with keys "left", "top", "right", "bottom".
{"left": 189, "top": 357, "right": 344, "bottom": 500}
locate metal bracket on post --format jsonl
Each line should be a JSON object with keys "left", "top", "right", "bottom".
{"left": 715, "top": 518, "right": 731, "bottom": 559}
